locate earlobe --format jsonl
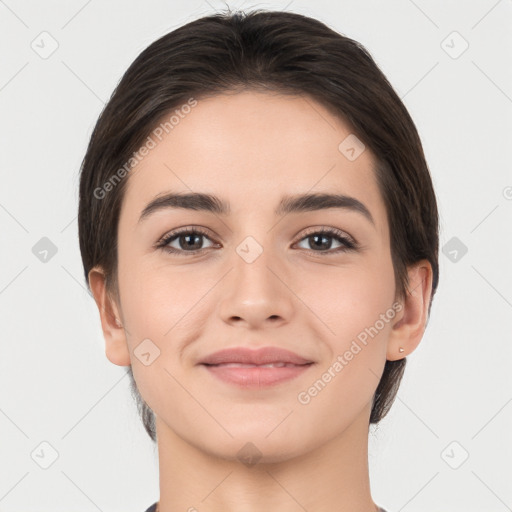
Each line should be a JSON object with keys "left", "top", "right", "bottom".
{"left": 386, "top": 260, "right": 433, "bottom": 361}
{"left": 88, "top": 266, "right": 131, "bottom": 367}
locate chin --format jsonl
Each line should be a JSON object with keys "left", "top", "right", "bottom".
{"left": 196, "top": 427, "right": 311, "bottom": 466}
{"left": 205, "top": 439, "right": 305, "bottom": 466}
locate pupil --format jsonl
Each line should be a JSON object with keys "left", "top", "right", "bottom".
{"left": 182, "top": 234, "right": 202, "bottom": 249}
{"left": 310, "top": 234, "right": 331, "bottom": 250}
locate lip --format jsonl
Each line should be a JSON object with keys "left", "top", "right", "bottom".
{"left": 199, "top": 346, "right": 314, "bottom": 366}
{"left": 199, "top": 347, "right": 314, "bottom": 388}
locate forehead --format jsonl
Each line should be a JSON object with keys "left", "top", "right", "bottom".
{"left": 120, "top": 91, "right": 387, "bottom": 232}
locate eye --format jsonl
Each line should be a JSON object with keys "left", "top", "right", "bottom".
{"left": 156, "top": 225, "right": 358, "bottom": 256}
{"left": 156, "top": 227, "right": 218, "bottom": 255}
{"left": 294, "top": 226, "right": 357, "bottom": 254}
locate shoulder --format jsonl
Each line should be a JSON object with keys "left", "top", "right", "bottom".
{"left": 143, "top": 503, "right": 157, "bottom": 512}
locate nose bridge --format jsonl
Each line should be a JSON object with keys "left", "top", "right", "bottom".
{"left": 217, "top": 232, "right": 294, "bottom": 327}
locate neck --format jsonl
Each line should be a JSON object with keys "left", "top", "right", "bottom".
{"left": 155, "top": 405, "right": 379, "bottom": 512}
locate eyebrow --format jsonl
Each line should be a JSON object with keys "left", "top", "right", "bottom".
{"left": 138, "top": 191, "right": 375, "bottom": 226}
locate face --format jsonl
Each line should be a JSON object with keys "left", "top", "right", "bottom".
{"left": 113, "top": 90, "right": 399, "bottom": 462}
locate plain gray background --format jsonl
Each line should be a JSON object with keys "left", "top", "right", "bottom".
{"left": 1, "top": 1, "right": 511, "bottom": 511}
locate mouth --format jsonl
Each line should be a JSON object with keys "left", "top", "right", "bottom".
{"left": 203, "top": 362, "right": 311, "bottom": 368}
{"left": 200, "top": 351, "right": 314, "bottom": 387}
{"left": 199, "top": 346, "right": 314, "bottom": 366}
{"left": 201, "top": 362, "right": 314, "bottom": 388}
{"left": 198, "top": 346, "right": 315, "bottom": 388}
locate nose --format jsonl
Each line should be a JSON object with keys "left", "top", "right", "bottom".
{"left": 218, "top": 241, "right": 295, "bottom": 329}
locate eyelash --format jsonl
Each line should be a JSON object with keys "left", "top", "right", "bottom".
{"left": 155, "top": 226, "right": 358, "bottom": 257}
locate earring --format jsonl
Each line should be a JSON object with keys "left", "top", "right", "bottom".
{"left": 399, "top": 347, "right": 405, "bottom": 353}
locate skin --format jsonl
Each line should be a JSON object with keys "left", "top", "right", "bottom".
{"left": 89, "top": 90, "right": 433, "bottom": 512}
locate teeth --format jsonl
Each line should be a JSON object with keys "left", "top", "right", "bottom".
{"left": 215, "top": 362, "right": 294, "bottom": 368}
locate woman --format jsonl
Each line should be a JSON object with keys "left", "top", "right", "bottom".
{"left": 78, "top": 9, "right": 439, "bottom": 512}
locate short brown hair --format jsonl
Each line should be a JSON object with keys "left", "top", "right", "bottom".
{"left": 78, "top": 9, "right": 439, "bottom": 442}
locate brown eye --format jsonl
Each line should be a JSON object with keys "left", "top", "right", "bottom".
{"left": 157, "top": 227, "right": 216, "bottom": 255}
{"left": 295, "top": 228, "right": 357, "bottom": 254}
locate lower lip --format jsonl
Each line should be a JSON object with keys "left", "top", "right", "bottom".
{"left": 202, "top": 363, "right": 313, "bottom": 388}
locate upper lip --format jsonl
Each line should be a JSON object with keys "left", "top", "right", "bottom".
{"left": 199, "top": 347, "right": 314, "bottom": 366}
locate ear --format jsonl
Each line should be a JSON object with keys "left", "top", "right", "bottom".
{"left": 88, "top": 266, "right": 131, "bottom": 367}
{"left": 386, "top": 259, "right": 433, "bottom": 361}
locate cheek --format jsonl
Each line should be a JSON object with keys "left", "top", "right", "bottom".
{"left": 118, "top": 257, "right": 213, "bottom": 348}
{"left": 119, "top": 263, "right": 210, "bottom": 411}
{"left": 294, "top": 264, "right": 395, "bottom": 423}
{"left": 298, "top": 257, "right": 396, "bottom": 347}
